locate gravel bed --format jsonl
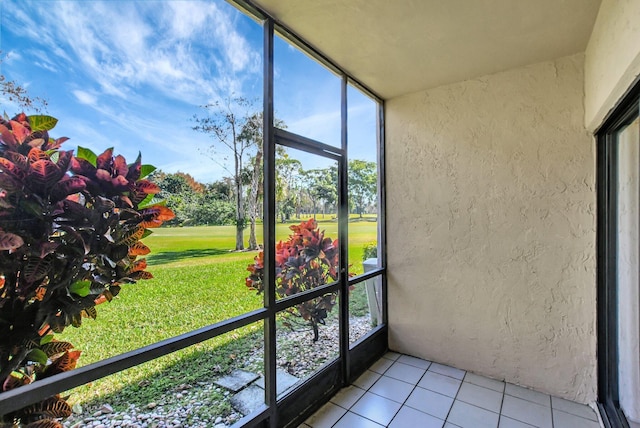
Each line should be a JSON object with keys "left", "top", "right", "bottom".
{"left": 62, "top": 315, "right": 373, "bottom": 428}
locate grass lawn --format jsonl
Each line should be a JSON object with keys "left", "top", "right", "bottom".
{"left": 59, "top": 218, "right": 378, "bottom": 412}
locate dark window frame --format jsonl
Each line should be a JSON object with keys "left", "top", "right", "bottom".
{"left": 0, "top": 2, "right": 388, "bottom": 427}
{"left": 596, "top": 77, "right": 640, "bottom": 428}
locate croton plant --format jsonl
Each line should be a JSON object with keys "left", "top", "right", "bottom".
{"left": 246, "top": 218, "right": 345, "bottom": 342}
{"left": 0, "top": 113, "right": 173, "bottom": 426}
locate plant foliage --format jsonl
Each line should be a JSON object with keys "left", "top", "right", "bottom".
{"left": 0, "top": 113, "right": 174, "bottom": 426}
{"left": 246, "top": 219, "right": 342, "bottom": 341}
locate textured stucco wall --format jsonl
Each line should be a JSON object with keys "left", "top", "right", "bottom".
{"left": 585, "top": 0, "right": 640, "bottom": 131}
{"left": 386, "top": 54, "right": 597, "bottom": 403}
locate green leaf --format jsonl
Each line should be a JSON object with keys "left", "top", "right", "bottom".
{"left": 27, "top": 348, "right": 48, "bottom": 365}
{"left": 40, "top": 334, "right": 54, "bottom": 345}
{"left": 141, "top": 229, "right": 154, "bottom": 239}
{"left": 140, "top": 164, "right": 156, "bottom": 179}
{"left": 138, "top": 196, "right": 167, "bottom": 210}
{"left": 137, "top": 193, "right": 155, "bottom": 209}
{"left": 77, "top": 146, "right": 98, "bottom": 167}
{"left": 69, "top": 280, "right": 91, "bottom": 297}
{"left": 29, "top": 115, "right": 58, "bottom": 131}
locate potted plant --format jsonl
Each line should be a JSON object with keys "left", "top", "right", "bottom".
{"left": 0, "top": 113, "right": 174, "bottom": 427}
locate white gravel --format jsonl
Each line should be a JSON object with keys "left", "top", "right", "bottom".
{"left": 62, "top": 315, "right": 373, "bottom": 428}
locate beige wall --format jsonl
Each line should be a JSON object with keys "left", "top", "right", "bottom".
{"left": 386, "top": 54, "right": 597, "bottom": 403}
{"left": 585, "top": 0, "right": 640, "bottom": 131}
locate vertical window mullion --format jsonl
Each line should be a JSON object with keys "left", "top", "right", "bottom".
{"left": 339, "top": 75, "right": 350, "bottom": 384}
{"left": 262, "top": 17, "right": 277, "bottom": 428}
{"left": 378, "top": 100, "right": 388, "bottom": 326}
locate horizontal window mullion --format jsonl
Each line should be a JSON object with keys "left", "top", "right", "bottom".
{"left": 233, "top": 404, "right": 271, "bottom": 427}
{"left": 275, "top": 128, "right": 343, "bottom": 160}
{"left": 0, "top": 308, "right": 268, "bottom": 416}
{"left": 348, "top": 267, "right": 385, "bottom": 286}
{"left": 274, "top": 281, "right": 340, "bottom": 313}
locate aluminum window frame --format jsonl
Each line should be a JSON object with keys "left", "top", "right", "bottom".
{"left": 596, "top": 76, "right": 640, "bottom": 428}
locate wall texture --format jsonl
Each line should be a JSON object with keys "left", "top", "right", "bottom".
{"left": 585, "top": 0, "right": 640, "bottom": 131}
{"left": 386, "top": 54, "right": 597, "bottom": 403}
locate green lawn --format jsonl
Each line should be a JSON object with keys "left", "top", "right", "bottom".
{"left": 58, "top": 218, "right": 378, "bottom": 411}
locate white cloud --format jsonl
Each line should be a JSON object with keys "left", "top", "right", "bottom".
{"left": 72, "top": 90, "right": 97, "bottom": 106}
{"left": 1, "top": 0, "right": 271, "bottom": 182}
{"left": 6, "top": 0, "right": 261, "bottom": 105}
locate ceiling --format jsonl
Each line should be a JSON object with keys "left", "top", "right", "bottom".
{"left": 252, "top": 0, "right": 602, "bottom": 100}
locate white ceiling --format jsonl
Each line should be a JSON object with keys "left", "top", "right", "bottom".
{"left": 252, "top": 0, "right": 602, "bottom": 100}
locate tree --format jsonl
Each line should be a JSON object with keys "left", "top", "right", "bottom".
{"left": 276, "top": 151, "right": 302, "bottom": 222}
{"left": 348, "top": 160, "right": 377, "bottom": 218}
{"left": 238, "top": 112, "right": 287, "bottom": 249}
{"left": 151, "top": 171, "right": 235, "bottom": 226}
{"left": 192, "top": 97, "right": 256, "bottom": 250}
{"left": 0, "top": 53, "right": 48, "bottom": 113}
{"left": 302, "top": 168, "right": 337, "bottom": 220}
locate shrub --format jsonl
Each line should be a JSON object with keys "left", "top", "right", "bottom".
{"left": 362, "top": 242, "right": 378, "bottom": 261}
{"left": 0, "top": 113, "right": 173, "bottom": 426}
{"left": 246, "top": 219, "right": 341, "bottom": 341}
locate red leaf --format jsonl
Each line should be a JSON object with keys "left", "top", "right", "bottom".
{"left": 2, "top": 372, "right": 32, "bottom": 391}
{"left": 95, "top": 168, "right": 111, "bottom": 182}
{"left": 27, "top": 148, "right": 49, "bottom": 163}
{"left": 70, "top": 157, "right": 95, "bottom": 176}
{"left": 127, "top": 153, "right": 142, "bottom": 181}
{"left": 135, "top": 180, "right": 160, "bottom": 195}
{"left": 51, "top": 176, "right": 86, "bottom": 201}
{"left": 129, "top": 258, "right": 147, "bottom": 273}
{"left": 140, "top": 205, "right": 175, "bottom": 228}
{"left": 96, "top": 148, "right": 113, "bottom": 170}
{"left": 0, "top": 157, "right": 27, "bottom": 181}
{"left": 29, "top": 159, "right": 62, "bottom": 188}
{"left": 9, "top": 120, "right": 30, "bottom": 143}
{"left": 55, "top": 150, "right": 73, "bottom": 172}
{"left": 129, "top": 242, "right": 151, "bottom": 256}
{"left": 25, "top": 419, "right": 64, "bottom": 428}
{"left": 0, "top": 124, "right": 18, "bottom": 149}
{"left": 113, "top": 154, "right": 128, "bottom": 177}
{"left": 42, "top": 350, "right": 81, "bottom": 378}
{"left": 111, "top": 174, "right": 129, "bottom": 189}
{"left": 4, "top": 151, "right": 29, "bottom": 171}
{"left": 129, "top": 271, "right": 153, "bottom": 280}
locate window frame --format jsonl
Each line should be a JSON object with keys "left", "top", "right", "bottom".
{"left": 596, "top": 76, "right": 640, "bottom": 428}
{"left": 0, "top": 2, "right": 388, "bottom": 427}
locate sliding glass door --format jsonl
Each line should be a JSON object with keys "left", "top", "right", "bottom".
{"left": 597, "top": 82, "right": 640, "bottom": 428}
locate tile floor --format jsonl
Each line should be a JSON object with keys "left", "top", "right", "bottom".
{"left": 302, "top": 352, "right": 601, "bottom": 428}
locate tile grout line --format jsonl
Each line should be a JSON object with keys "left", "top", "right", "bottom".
{"left": 383, "top": 360, "right": 432, "bottom": 427}
{"left": 442, "top": 368, "right": 468, "bottom": 425}
{"left": 496, "top": 380, "right": 506, "bottom": 428}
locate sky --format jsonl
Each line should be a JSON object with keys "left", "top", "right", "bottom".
{"left": 0, "top": 0, "right": 378, "bottom": 183}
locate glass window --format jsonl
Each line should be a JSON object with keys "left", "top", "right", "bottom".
{"left": 274, "top": 34, "right": 341, "bottom": 147}
{"left": 276, "top": 292, "right": 340, "bottom": 397}
{"left": 346, "top": 85, "right": 382, "bottom": 343}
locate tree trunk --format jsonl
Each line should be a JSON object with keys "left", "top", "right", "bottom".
{"left": 248, "top": 151, "right": 262, "bottom": 250}
{"left": 234, "top": 157, "right": 244, "bottom": 251}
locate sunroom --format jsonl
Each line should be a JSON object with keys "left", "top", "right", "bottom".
{"left": 0, "top": 0, "right": 639, "bottom": 427}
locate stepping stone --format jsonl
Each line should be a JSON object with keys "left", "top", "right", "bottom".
{"left": 253, "top": 369, "right": 300, "bottom": 395}
{"left": 213, "top": 369, "right": 260, "bottom": 393}
{"left": 231, "top": 385, "right": 264, "bottom": 415}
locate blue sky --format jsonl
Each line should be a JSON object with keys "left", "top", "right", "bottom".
{"left": 0, "top": 0, "right": 377, "bottom": 183}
